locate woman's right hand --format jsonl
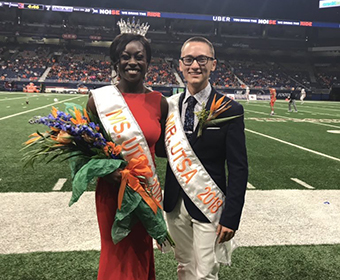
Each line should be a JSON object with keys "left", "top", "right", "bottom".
{"left": 103, "top": 169, "right": 122, "bottom": 187}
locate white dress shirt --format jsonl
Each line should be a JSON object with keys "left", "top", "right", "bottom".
{"left": 181, "top": 83, "right": 212, "bottom": 133}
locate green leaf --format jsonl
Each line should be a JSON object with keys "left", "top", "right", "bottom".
{"left": 69, "top": 158, "right": 126, "bottom": 206}
{"left": 112, "top": 186, "right": 170, "bottom": 245}
{"left": 64, "top": 103, "right": 84, "bottom": 118}
{"left": 205, "top": 114, "right": 243, "bottom": 127}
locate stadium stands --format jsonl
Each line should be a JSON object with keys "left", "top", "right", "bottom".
{"left": 145, "top": 58, "right": 179, "bottom": 86}
{"left": 315, "top": 63, "right": 340, "bottom": 88}
{"left": 1, "top": 42, "right": 340, "bottom": 95}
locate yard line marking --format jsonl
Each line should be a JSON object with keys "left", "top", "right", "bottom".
{"left": 0, "top": 96, "right": 32, "bottom": 102}
{"left": 0, "top": 96, "right": 85, "bottom": 121}
{"left": 245, "top": 109, "right": 340, "bottom": 129}
{"left": 53, "top": 178, "right": 67, "bottom": 191}
{"left": 246, "top": 104, "right": 340, "bottom": 118}
{"left": 246, "top": 128, "right": 340, "bottom": 162}
{"left": 247, "top": 182, "right": 256, "bottom": 189}
{"left": 298, "top": 105, "right": 340, "bottom": 113}
{"left": 291, "top": 178, "right": 315, "bottom": 189}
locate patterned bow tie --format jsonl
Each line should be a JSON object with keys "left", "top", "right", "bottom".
{"left": 184, "top": 96, "right": 198, "bottom": 134}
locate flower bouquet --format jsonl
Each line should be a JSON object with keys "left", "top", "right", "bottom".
{"left": 195, "top": 94, "right": 243, "bottom": 137}
{"left": 23, "top": 102, "right": 174, "bottom": 248}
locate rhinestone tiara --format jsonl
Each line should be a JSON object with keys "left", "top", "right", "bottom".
{"left": 117, "top": 17, "right": 150, "bottom": 36}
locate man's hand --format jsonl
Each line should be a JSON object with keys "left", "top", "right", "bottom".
{"left": 216, "top": 224, "right": 235, "bottom": 244}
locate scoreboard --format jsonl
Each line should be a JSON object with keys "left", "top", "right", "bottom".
{"left": 19, "top": 3, "right": 44, "bottom": 10}
{"left": 0, "top": 1, "right": 339, "bottom": 29}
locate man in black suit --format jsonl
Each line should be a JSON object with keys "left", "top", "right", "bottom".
{"left": 288, "top": 86, "right": 299, "bottom": 112}
{"left": 164, "top": 37, "right": 248, "bottom": 279}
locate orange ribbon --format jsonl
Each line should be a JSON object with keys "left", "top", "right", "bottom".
{"left": 118, "top": 154, "right": 162, "bottom": 214}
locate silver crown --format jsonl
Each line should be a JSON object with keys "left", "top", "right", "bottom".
{"left": 117, "top": 17, "right": 150, "bottom": 36}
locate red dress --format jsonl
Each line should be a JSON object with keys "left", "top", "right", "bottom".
{"left": 96, "top": 91, "right": 162, "bottom": 280}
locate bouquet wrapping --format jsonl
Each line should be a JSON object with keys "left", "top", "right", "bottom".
{"left": 23, "top": 103, "right": 174, "bottom": 247}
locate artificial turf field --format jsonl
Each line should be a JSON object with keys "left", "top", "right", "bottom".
{"left": 0, "top": 91, "right": 339, "bottom": 279}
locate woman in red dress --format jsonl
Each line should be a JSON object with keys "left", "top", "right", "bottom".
{"left": 87, "top": 33, "right": 168, "bottom": 280}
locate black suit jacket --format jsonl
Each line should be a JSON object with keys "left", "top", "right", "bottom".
{"left": 164, "top": 87, "right": 248, "bottom": 230}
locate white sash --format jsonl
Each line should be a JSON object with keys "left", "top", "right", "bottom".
{"left": 165, "top": 94, "right": 225, "bottom": 225}
{"left": 91, "top": 85, "right": 163, "bottom": 204}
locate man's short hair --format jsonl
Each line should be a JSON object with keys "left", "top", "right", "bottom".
{"left": 181, "top": 37, "right": 215, "bottom": 57}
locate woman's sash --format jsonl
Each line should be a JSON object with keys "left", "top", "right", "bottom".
{"left": 91, "top": 85, "right": 163, "bottom": 204}
{"left": 165, "top": 94, "right": 225, "bottom": 225}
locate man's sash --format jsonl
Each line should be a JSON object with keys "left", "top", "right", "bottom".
{"left": 165, "top": 94, "right": 225, "bottom": 225}
{"left": 91, "top": 85, "right": 163, "bottom": 204}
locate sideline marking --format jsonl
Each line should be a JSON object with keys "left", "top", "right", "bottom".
{"left": 0, "top": 96, "right": 85, "bottom": 121}
{"left": 291, "top": 178, "right": 315, "bottom": 189}
{"left": 53, "top": 178, "right": 67, "bottom": 191}
{"left": 246, "top": 128, "right": 340, "bottom": 162}
{"left": 2, "top": 190, "right": 340, "bottom": 254}
{"left": 247, "top": 182, "right": 256, "bottom": 189}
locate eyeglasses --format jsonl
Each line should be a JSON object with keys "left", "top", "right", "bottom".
{"left": 180, "top": 55, "right": 215, "bottom": 66}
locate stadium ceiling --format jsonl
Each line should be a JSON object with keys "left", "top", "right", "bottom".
{"left": 1, "top": 1, "right": 340, "bottom": 29}
{"left": 31, "top": 0, "right": 340, "bottom": 23}
{"left": 1, "top": 0, "right": 339, "bottom": 54}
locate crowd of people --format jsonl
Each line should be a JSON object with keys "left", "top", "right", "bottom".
{"left": 210, "top": 63, "right": 241, "bottom": 88}
{"left": 1, "top": 47, "right": 49, "bottom": 81}
{"left": 229, "top": 59, "right": 299, "bottom": 89}
{"left": 1, "top": 44, "right": 339, "bottom": 90}
{"left": 46, "top": 60, "right": 112, "bottom": 82}
{"left": 316, "top": 71, "right": 339, "bottom": 88}
{"left": 45, "top": 48, "right": 112, "bottom": 83}
{"left": 145, "top": 58, "right": 179, "bottom": 86}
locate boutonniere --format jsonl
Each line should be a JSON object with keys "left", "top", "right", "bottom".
{"left": 195, "top": 94, "right": 243, "bottom": 137}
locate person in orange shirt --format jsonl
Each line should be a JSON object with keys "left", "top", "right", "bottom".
{"left": 269, "top": 87, "right": 277, "bottom": 115}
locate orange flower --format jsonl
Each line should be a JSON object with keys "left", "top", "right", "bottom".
{"left": 82, "top": 108, "right": 89, "bottom": 122}
{"left": 25, "top": 132, "right": 42, "bottom": 145}
{"left": 55, "top": 130, "right": 73, "bottom": 144}
{"left": 208, "top": 95, "right": 232, "bottom": 120}
{"left": 50, "top": 127, "right": 60, "bottom": 132}
{"left": 111, "top": 142, "right": 122, "bottom": 155}
{"left": 196, "top": 94, "right": 239, "bottom": 137}
{"left": 103, "top": 142, "right": 122, "bottom": 157}
{"left": 103, "top": 145, "right": 109, "bottom": 157}
{"left": 51, "top": 106, "right": 58, "bottom": 118}
{"left": 52, "top": 143, "right": 65, "bottom": 147}
{"left": 70, "top": 107, "right": 88, "bottom": 125}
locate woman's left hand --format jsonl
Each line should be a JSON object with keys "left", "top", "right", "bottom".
{"left": 103, "top": 169, "right": 122, "bottom": 187}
